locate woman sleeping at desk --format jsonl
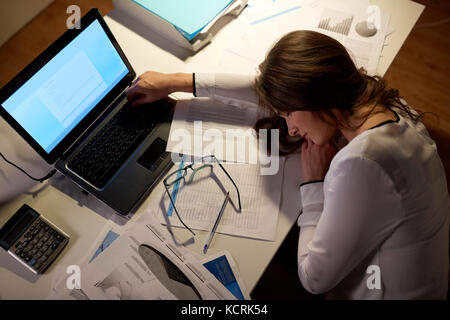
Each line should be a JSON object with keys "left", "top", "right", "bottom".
{"left": 125, "top": 30, "right": 449, "bottom": 300}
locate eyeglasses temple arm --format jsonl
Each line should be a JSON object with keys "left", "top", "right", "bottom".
{"left": 216, "top": 161, "right": 242, "bottom": 211}
{"left": 163, "top": 182, "right": 196, "bottom": 236}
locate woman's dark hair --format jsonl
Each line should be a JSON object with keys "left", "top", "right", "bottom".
{"left": 253, "top": 30, "right": 421, "bottom": 155}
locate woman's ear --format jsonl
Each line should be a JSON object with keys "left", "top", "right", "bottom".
{"left": 330, "top": 108, "right": 343, "bottom": 123}
{"left": 318, "top": 109, "right": 340, "bottom": 128}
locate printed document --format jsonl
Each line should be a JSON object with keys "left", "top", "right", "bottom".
{"left": 80, "top": 218, "right": 236, "bottom": 300}
{"left": 166, "top": 98, "right": 265, "bottom": 164}
{"left": 150, "top": 159, "right": 285, "bottom": 241}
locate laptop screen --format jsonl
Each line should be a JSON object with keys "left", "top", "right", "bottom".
{"left": 2, "top": 19, "right": 129, "bottom": 153}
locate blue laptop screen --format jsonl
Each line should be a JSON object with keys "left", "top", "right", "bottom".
{"left": 2, "top": 20, "right": 129, "bottom": 153}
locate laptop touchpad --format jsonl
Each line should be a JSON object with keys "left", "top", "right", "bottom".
{"left": 138, "top": 138, "right": 169, "bottom": 172}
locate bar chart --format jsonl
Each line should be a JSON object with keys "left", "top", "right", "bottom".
{"left": 318, "top": 8, "right": 354, "bottom": 36}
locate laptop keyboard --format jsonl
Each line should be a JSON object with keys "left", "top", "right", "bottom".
{"left": 67, "top": 101, "right": 170, "bottom": 189}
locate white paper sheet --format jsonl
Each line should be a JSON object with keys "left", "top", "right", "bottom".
{"left": 201, "top": 250, "right": 251, "bottom": 300}
{"left": 221, "top": 0, "right": 315, "bottom": 68}
{"left": 221, "top": 0, "right": 393, "bottom": 76}
{"left": 80, "top": 218, "right": 236, "bottom": 300}
{"left": 47, "top": 220, "right": 130, "bottom": 300}
{"left": 309, "top": 0, "right": 391, "bottom": 75}
{"left": 244, "top": 0, "right": 315, "bottom": 64}
{"left": 151, "top": 158, "right": 284, "bottom": 241}
{"left": 166, "top": 98, "right": 265, "bottom": 164}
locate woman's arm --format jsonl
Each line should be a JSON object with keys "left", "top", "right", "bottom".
{"left": 195, "top": 73, "right": 259, "bottom": 108}
{"left": 125, "top": 71, "right": 258, "bottom": 108}
{"left": 297, "top": 155, "right": 403, "bottom": 294}
{"left": 125, "top": 71, "right": 193, "bottom": 106}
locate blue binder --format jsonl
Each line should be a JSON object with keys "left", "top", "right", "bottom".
{"left": 132, "top": 0, "right": 234, "bottom": 40}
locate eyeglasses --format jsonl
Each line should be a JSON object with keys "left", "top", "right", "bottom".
{"left": 163, "top": 155, "right": 242, "bottom": 236}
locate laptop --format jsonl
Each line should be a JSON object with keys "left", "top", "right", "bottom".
{"left": 0, "top": 9, "right": 174, "bottom": 216}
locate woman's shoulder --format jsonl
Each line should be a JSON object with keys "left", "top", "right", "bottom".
{"left": 338, "top": 105, "right": 433, "bottom": 158}
{"left": 329, "top": 106, "right": 441, "bottom": 190}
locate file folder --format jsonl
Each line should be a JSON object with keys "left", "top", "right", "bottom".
{"left": 113, "top": 0, "right": 248, "bottom": 52}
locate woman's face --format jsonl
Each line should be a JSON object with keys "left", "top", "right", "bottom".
{"left": 280, "top": 111, "right": 337, "bottom": 145}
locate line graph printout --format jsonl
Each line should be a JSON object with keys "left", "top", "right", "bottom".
{"left": 318, "top": 8, "right": 354, "bottom": 36}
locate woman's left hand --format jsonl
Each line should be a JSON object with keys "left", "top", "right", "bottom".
{"left": 301, "top": 139, "right": 336, "bottom": 182}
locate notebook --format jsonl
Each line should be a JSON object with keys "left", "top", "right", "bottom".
{"left": 0, "top": 9, "right": 174, "bottom": 216}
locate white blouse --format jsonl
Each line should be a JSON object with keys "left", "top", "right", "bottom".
{"left": 195, "top": 73, "right": 449, "bottom": 299}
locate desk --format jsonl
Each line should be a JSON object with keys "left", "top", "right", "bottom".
{"left": 0, "top": 0, "right": 424, "bottom": 299}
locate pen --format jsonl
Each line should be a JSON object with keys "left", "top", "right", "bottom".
{"left": 203, "top": 192, "right": 230, "bottom": 254}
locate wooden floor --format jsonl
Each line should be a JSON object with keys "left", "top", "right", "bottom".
{"left": 383, "top": 0, "right": 450, "bottom": 187}
{"left": 0, "top": 0, "right": 449, "bottom": 184}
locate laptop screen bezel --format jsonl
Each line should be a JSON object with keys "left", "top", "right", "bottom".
{"left": 0, "top": 8, "right": 136, "bottom": 164}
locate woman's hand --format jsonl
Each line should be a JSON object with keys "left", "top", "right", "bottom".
{"left": 125, "top": 71, "right": 193, "bottom": 107}
{"left": 301, "top": 139, "right": 336, "bottom": 182}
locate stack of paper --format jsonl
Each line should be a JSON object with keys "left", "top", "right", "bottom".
{"left": 80, "top": 222, "right": 236, "bottom": 300}
{"left": 159, "top": 98, "right": 284, "bottom": 241}
{"left": 166, "top": 98, "right": 261, "bottom": 164}
{"left": 47, "top": 216, "right": 241, "bottom": 300}
{"left": 150, "top": 158, "right": 285, "bottom": 241}
{"left": 220, "top": 0, "right": 395, "bottom": 75}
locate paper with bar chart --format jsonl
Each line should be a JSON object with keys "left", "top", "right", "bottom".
{"left": 218, "top": 0, "right": 395, "bottom": 76}
{"left": 318, "top": 8, "right": 354, "bottom": 36}
{"left": 311, "top": 0, "right": 391, "bottom": 75}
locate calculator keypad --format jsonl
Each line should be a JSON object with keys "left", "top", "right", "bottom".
{"left": 12, "top": 218, "right": 68, "bottom": 273}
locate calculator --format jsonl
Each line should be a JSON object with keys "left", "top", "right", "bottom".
{"left": 0, "top": 204, "right": 69, "bottom": 274}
